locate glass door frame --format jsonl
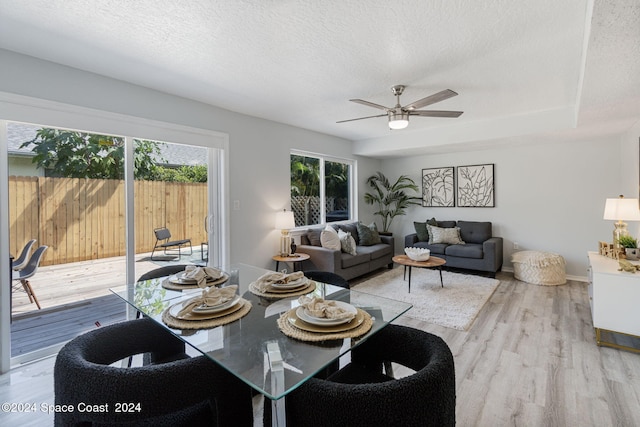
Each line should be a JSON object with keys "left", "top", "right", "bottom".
{"left": 0, "top": 92, "right": 229, "bottom": 372}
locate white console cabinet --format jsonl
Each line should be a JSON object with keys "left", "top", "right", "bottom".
{"left": 587, "top": 251, "right": 640, "bottom": 352}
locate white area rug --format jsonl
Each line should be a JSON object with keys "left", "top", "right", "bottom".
{"left": 353, "top": 267, "right": 500, "bottom": 331}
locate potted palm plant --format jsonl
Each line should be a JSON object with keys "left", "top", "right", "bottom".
{"left": 364, "top": 172, "right": 421, "bottom": 234}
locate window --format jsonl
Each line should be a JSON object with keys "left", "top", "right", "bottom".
{"left": 290, "top": 151, "right": 354, "bottom": 226}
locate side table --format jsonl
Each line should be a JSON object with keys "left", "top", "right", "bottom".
{"left": 392, "top": 254, "right": 446, "bottom": 292}
{"left": 272, "top": 253, "right": 310, "bottom": 272}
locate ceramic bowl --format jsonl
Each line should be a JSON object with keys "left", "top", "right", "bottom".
{"left": 404, "top": 247, "right": 431, "bottom": 261}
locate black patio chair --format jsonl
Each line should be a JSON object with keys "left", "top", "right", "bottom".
{"left": 12, "top": 245, "right": 48, "bottom": 310}
{"left": 151, "top": 227, "right": 192, "bottom": 261}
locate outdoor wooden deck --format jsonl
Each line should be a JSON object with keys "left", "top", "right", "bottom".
{"left": 10, "top": 250, "right": 206, "bottom": 357}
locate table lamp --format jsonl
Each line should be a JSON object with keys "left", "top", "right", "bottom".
{"left": 275, "top": 209, "right": 295, "bottom": 256}
{"left": 603, "top": 195, "right": 640, "bottom": 250}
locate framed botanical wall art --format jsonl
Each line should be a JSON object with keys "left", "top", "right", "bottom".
{"left": 457, "top": 164, "right": 495, "bottom": 207}
{"left": 422, "top": 167, "right": 455, "bottom": 207}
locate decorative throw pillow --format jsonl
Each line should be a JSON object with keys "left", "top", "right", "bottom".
{"left": 414, "top": 222, "right": 429, "bottom": 242}
{"left": 306, "top": 229, "right": 322, "bottom": 246}
{"left": 320, "top": 225, "right": 341, "bottom": 251}
{"left": 357, "top": 222, "right": 382, "bottom": 246}
{"left": 337, "top": 229, "right": 357, "bottom": 255}
{"left": 415, "top": 218, "right": 437, "bottom": 242}
{"left": 428, "top": 225, "right": 465, "bottom": 245}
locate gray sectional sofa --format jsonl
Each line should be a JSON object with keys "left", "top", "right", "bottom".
{"left": 404, "top": 220, "right": 503, "bottom": 277}
{"left": 297, "top": 222, "right": 394, "bottom": 281}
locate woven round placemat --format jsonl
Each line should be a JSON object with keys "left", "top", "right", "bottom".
{"left": 161, "top": 298, "right": 252, "bottom": 330}
{"left": 277, "top": 308, "right": 372, "bottom": 342}
{"left": 162, "top": 279, "right": 198, "bottom": 290}
{"left": 248, "top": 281, "right": 316, "bottom": 299}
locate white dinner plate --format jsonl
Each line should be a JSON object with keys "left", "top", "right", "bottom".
{"left": 191, "top": 295, "right": 241, "bottom": 313}
{"left": 296, "top": 301, "right": 357, "bottom": 326}
{"left": 167, "top": 272, "right": 229, "bottom": 286}
{"left": 270, "top": 277, "right": 308, "bottom": 289}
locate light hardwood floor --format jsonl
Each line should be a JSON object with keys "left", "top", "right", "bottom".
{"left": 1, "top": 271, "right": 639, "bottom": 426}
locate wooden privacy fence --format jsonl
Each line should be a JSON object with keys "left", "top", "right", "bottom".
{"left": 9, "top": 176, "right": 207, "bottom": 266}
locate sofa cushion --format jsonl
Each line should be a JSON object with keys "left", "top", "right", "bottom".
{"left": 458, "top": 221, "right": 492, "bottom": 244}
{"left": 321, "top": 225, "right": 341, "bottom": 251}
{"left": 338, "top": 229, "right": 357, "bottom": 256}
{"left": 445, "top": 243, "right": 484, "bottom": 259}
{"left": 338, "top": 223, "right": 360, "bottom": 245}
{"left": 357, "top": 243, "right": 392, "bottom": 260}
{"left": 428, "top": 225, "right": 465, "bottom": 245}
{"left": 357, "top": 222, "right": 382, "bottom": 246}
{"left": 341, "top": 251, "right": 371, "bottom": 268}
{"left": 410, "top": 241, "right": 448, "bottom": 255}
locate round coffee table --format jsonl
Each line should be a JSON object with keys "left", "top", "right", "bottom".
{"left": 392, "top": 254, "right": 446, "bottom": 292}
{"left": 272, "top": 253, "right": 310, "bottom": 272}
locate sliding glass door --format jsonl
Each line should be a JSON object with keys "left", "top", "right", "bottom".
{"left": 0, "top": 103, "right": 228, "bottom": 370}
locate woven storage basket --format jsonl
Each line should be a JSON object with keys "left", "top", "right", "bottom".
{"left": 512, "top": 251, "right": 566, "bottom": 285}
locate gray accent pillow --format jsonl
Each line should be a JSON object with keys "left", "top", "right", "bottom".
{"left": 306, "top": 229, "right": 322, "bottom": 246}
{"left": 337, "top": 229, "right": 357, "bottom": 255}
{"left": 427, "top": 225, "right": 465, "bottom": 245}
{"left": 357, "top": 222, "right": 382, "bottom": 246}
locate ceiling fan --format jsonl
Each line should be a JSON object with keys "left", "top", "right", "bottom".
{"left": 337, "top": 85, "right": 463, "bottom": 130}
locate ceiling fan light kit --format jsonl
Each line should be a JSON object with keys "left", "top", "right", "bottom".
{"left": 338, "top": 85, "right": 463, "bottom": 130}
{"left": 388, "top": 111, "right": 409, "bottom": 129}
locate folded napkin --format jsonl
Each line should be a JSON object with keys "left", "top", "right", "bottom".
{"left": 177, "top": 285, "right": 238, "bottom": 317}
{"left": 298, "top": 296, "right": 355, "bottom": 321}
{"left": 184, "top": 265, "right": 224, "bottom": 288}
{"left": 254, "top": 271, "right": 305, "bottom": 292}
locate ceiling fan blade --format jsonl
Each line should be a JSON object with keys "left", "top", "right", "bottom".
{"left": 336, "top": 114, "right": 388, "bottom": 123}
{"left": 409, "top": 110, "right": 464, "bottom": 118}
{"left": 404, "top": 89, "right": 458, "bottom": 111}
{"left": 349, "top": 99, "right": 391, "bottom": 111}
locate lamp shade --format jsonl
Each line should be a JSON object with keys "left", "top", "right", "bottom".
{"left": 603, "top": 197, "right": 640, "bottom": 221}
{"left": 275, "top": 210, "right": 295, "bottom": 230}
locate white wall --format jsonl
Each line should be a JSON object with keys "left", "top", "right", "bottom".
{"left": 3, "top": 49, "right": 636, "bottom": 278}
{"left": 0, "top": 49, "right": 380, "bottom": 269}
{"left": 381, "top": 136, "right": 630, "bottom": 278}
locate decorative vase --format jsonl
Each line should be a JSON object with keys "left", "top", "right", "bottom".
{"left": 290, "top": 241, "right": 297, "bottom": 255}
{"left": 625, "top": 248, "right": 638, "bottom": 260}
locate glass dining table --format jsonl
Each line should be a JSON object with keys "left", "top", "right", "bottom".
{"left": 111, "top": 263, "right": 412, "bottom": 427}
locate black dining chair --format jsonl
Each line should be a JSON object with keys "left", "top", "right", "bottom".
{"left": 54, "top": 318, "right": 254, "bottom": 427}
{"left": 303, "top": 270, "right": 349, "bottom": 289}
{"left": 126, "top": 264, "right": 191, "bottom": 366}
{"left": 138, "top": 264, "right": 191, "bottom": 282}
{"left": 12, "top": 239, "right": 36, "bottom": 271}
{"left": 264, "top": 324, "right": 456, "bottom": 427}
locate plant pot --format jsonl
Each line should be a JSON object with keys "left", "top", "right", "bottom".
{"left": 625, "top": 248, "right": 639, "bottom": 260}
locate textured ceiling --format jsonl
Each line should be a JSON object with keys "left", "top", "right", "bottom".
{"left": 0, "top": 0, "right": 638, "bottom": 157}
